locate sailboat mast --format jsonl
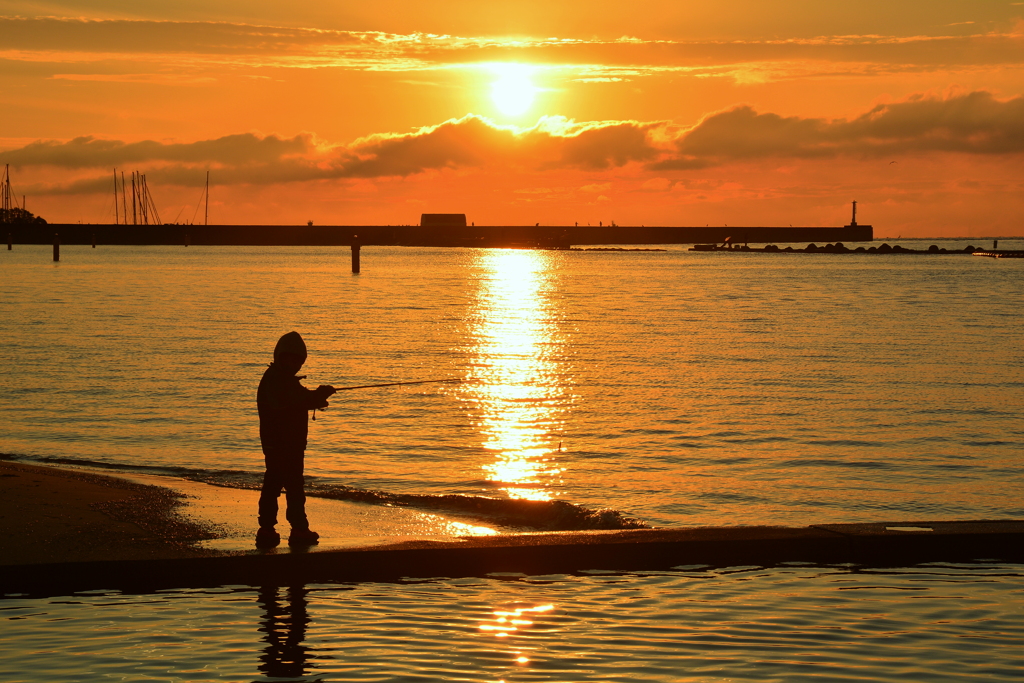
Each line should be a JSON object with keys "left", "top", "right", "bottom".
{"left": 113, "top": 168, "right": 119, "bottom": 225}
{"left": 145, "top": 177, "right": 161, "bottom": 225}
{"left": 121, "top": 172, "right": 128, "bottom": 223}
{"left": 142, "top": 175, "right": 149, "bottom": 225}
{"left": 131, "top": 172, "right": 138, "bottom": 225}
{"left": 2, "top": 164, "right": 10, "bottom": 219}
{"left": 205, "top": 171, "right": 209, "bottom": 226}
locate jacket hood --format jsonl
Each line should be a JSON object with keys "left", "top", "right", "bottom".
{"left": 273, "top": 331, "right": 307, "bottom": 364}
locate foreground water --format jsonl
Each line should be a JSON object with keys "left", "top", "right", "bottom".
{"left": 2, "top": 563, "right": 1022, "bottom": 682}
{"left": 3, "top": 240, "right": 1023, "bottom": 530}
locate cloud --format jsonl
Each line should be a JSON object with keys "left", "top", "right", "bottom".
{"left": 2, "top": 16, "right": 1023, "bottom": 79}
{"left": 0, "top": 17, "right": 367, "bottom": 55}
{"left": 3, "top": 133, "right": 315, "bottom": 169}
{"left": 50, "top": 73, "right": 217, "bottom": 85}
{"left": 657, "top": 90, "right": 1024, "bottom": 169}
{"left": 3, "top": 115, "right": 663, "bottom": 193}
{"left": 6, "top": 90, "right": 1023, "bottom": 194}
{"left": 641, "top": 177, "right": 672, "bottom": 191}
{"left": 323, "top": 115, "right": 661, "bottom": 178}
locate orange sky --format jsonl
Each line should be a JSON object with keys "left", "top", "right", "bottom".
{"left": 1, "top": 1, "right": 1023, "bottom": 236}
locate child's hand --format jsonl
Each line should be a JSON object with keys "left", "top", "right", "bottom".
{"left": 317, "top": 385, "right": 337, "bottom": 396}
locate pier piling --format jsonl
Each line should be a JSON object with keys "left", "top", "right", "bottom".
{"left": 351, "top": 241, "right": 361, "bottom": 274}
{"left": 53, "top": 233, "right": 60, "bottom": 262}
{"left": 91, "top": 233, "right": 96, "bottom": 248}
{"left": 7, "top": 232, "right": 10, "bottom": 250}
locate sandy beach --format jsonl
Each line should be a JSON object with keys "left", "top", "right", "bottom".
{"left": 0, "top": 459, "right": 501, "bottom": 566}
{"left": 0, "top": 460, "right": 217, "bottom": 565}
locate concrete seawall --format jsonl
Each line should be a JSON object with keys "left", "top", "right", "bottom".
{"left": 4, "top": 520, "right": 1020, "bottom": 597}
{"left": 7, "top": 223, "right": 873, "bottom": 248}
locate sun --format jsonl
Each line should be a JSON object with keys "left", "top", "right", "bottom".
{"left": 489, "top": 63, "right": 538, "bottom": 117}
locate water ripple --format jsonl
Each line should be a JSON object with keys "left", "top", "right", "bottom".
{"left": 2, "top": 563, "right": 1022, "bottom": 682}
{"left": 3, "top": 246, "right": 1023, "bottom": 529}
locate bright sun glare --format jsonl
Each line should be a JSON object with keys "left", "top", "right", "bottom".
{"left": 490, "top": 63, "right": 537, "bottom": 117}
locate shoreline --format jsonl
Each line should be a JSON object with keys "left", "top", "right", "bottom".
{"left": 0, "top": 459, "right": 503, "bottom": 562}
{"left": 3, "top": 461, "right": 1024, "bottom": 598}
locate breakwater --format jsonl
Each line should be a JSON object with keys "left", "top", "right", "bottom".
{"left": 974, "top": 250, "right": 1024, "bottom": 258}
{"left": 692, "top": 241, "right": 987, "bottom": 254}
{"left": 7, "top": 222, "right": 872, "bottom": 247}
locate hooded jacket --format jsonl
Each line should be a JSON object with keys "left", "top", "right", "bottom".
{"left": 257, "top": 332, "right": 331, "bottom": 452}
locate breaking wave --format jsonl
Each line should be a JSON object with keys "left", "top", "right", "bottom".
{"left": 305, "top": 484, "right": 649, "bottom": 531}
{"left": 4, "top": 453, "right": 649, "bottom": 531}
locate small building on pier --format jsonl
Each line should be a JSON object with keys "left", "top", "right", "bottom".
{"left": 421, "top": 214, "right": 467, "bottom": 227}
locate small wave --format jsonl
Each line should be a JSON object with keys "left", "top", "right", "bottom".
{"left": 2, "top": 453, "right": 648, "bottom": 532}
{"left": 722, "top": 436, "right": 793, "bottom": 444}
{"left": 780, "top": 458, "right": 891, "bottom": 470}
{"left": 307, "top": 484, "right": 649, "bottom": 531}
{"left": 7, "top": 453, "right": 210, "bottom": 475}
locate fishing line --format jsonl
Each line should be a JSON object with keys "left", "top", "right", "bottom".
{"left": 314, "top": 378, "right": 466, "bottom": 420}
{"left": 336, "top": 378, "right": 465, "bottom": 391}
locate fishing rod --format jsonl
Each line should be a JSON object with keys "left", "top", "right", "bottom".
{"left": 313, "top": 378, "right": 464, "bottom": 420}
{"left": 335, "top": 378, "right": 465, "bottom": 391}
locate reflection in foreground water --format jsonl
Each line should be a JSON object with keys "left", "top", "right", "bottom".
{"left": 257, "top": 585, "right": 314, "bottom": 679}
{"left": 478, "top": 602, "right": 556, "bottom": 638}
{"left": 464, "top": 249, "right": 572, "bottom": 501}
{"left": 3, "top": 563, "right": 1022, "bottom": 682}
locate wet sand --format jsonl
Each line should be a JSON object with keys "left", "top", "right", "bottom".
{"left": 0, "top": 460, "right": 498, "bottom": 564}
{"left": 112, "top": 471, "right": 498, "bottom": 552}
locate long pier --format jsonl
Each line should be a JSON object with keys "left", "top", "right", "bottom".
{"left": 7, "top": 222, "right": 872, "bottom": 248}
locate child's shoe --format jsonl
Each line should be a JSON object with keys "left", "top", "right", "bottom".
{"left": 288, "top": 528, "right": 320, "bottom": 546}
{"left": 255, "top": 527, "right": 281, "bottom": 548}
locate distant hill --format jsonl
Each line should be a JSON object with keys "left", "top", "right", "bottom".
{"left": 1, "top": 208, "right": 47, "bottom": 225}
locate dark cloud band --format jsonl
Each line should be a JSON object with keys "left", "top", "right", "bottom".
{"left": 4, "top": 90, "right": 1021, "bottom": 194}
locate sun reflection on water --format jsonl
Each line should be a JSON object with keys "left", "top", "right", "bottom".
{"left": 464, "top": 249, "right": 571, "bottom": 501}
{"left": 478, "top": 603, "right": 555, "bottom": 637}
{"left": 416, "top": 512, "right": 498, "bottom": 537}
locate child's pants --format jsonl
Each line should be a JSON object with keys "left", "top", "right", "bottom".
{"left": 258, "top": 450, "right": 309, "bottom": 530}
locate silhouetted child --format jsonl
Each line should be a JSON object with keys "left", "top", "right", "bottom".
{"left": 256, "top": 331, "right": 336, "bottom": 548}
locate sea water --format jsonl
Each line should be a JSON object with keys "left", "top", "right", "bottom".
{"left": 4, "top": 241, "right": 1024, "bottom": 682}
{"left": 2, "top": 563, "right": 1023, "bottom": 682}
{"left": 3, "top": 240, "right": 1023, "bottom": 529}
